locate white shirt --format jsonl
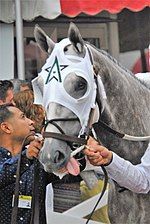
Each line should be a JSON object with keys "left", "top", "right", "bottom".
{"left": 106, "top": 143, "right": 150, "bottom": 193}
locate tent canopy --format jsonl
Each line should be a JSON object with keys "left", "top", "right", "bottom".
{"left": 0, "top": 0, "right": 149, "bottom": 23}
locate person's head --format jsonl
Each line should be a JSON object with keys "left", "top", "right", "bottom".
{"left": 0, "top": 80, "right": 14, "bottom": 105}
{"left": 0, "top": 104, "right": 35, "bottom": 143}
{"left": 14, "top": 90, "right": 45, "bottom": 133}
{"left": 10, "top": 79, "right": 32, "bottom": 93}
{"left": 20, "top": 80, "right": 32, "bottom": 91}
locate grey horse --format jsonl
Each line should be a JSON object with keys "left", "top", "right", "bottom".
{"left": 33, "top": 23, "right": 150, "bottom": 224}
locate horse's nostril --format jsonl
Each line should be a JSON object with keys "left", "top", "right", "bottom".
{"left": 54, "top": 151, "right": 65, "bottom": 163}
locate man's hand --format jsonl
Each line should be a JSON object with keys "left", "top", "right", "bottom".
{"left": 26, "top": 136, "right": 44, "bottom": 159}
{"left": 84, "top": 137, "right": 113, "bottom": 166}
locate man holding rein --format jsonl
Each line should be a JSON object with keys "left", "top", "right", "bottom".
{"left": 84, "top": 137, "right": 150, "bottom": 194}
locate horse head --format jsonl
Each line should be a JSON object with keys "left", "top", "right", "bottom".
{"left": 32, "top": 23, "right": 100, "bottom": 184}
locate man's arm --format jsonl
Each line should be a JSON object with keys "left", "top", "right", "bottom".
{"left": 105, "top": 151, "right": 150, "bottom": 193}
{"left": 84, "top": 137, "right": 150, "bottom": 193}
{"left": 0, "top": 138, "right": 43, "bottom": 189}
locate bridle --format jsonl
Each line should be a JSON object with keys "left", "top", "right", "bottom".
{"left": 42, "top": 46, "right": 99, "bottom": 149}
{"left": 43, "top": 118, "right": 87, "bottom": 147}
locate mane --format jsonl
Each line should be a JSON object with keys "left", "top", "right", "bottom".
{"left": 86, "top": 41, "right": 150, "bottom": 89}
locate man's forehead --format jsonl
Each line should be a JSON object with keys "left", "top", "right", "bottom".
{"left": 8, "top": 106, "right": 22, "bottom": 115}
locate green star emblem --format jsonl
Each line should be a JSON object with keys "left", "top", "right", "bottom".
{"left": 45, "top": 56, "right": 68, "bottom": 84}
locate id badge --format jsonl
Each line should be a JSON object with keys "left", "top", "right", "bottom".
{"left": 12, "top": 195, "right": 32, "bottom": 209}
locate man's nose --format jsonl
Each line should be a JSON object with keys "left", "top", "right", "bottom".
{"left": 28, "top": 118, "right": 34, "bottom": 125}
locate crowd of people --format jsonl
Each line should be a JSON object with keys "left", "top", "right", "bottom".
{"left": 0, "top": 77, "right": 150, "bottom": 223}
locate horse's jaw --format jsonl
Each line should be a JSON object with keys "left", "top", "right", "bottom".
{"left": 39, "top": 140, "right": 99, "bottom": 188}
{"left": 39, "top": 138, "right": 81, "bottom": 176}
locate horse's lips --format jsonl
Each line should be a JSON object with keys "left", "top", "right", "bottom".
{"left": 66, "top": 157, "right": 80, "bottom": 176}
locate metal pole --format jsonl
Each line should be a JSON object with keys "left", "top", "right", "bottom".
{"left": 15, "top": 0, "right": 25, "bottom": 79}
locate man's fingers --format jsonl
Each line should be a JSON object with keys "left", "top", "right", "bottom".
{"left": 30, "top": 139, "right": 43, "bottom": 149}
{"left": 87, "top": 136, "right": 99, "bottom": 146}
{"left": 85, "top": 144, "right": 104, "bottom": 153}
{"left": 26, "top": 145, "right": 41, "bottom": 159}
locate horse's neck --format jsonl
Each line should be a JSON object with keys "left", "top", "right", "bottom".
{"left": 98, "top": 56, "right": 150, "bottom": 135}
{"left": 95, "top": 69, "right": 150, "bottom": 163}
{"left": 91, "top": 49, "right": 150, "bottom": 163}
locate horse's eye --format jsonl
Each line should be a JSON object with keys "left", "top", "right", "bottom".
{"left": 75, "top": 80, "right": 86, "bottom": 91}
{"left": 64, "top": 46, "right": 68, "bottom": 52}
{"left": 63, "top": 73, "right": 87, "bottom": 99}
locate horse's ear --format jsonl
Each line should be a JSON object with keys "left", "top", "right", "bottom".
{"left": 34, "top": 24, "right": 55, "bottom": 54}
{"left": 68, "top": 22, "right": 84, "bottom": 54}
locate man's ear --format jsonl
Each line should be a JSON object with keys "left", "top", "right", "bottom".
{"left": 0, "top": 122, "right": 12, "bottom": 134}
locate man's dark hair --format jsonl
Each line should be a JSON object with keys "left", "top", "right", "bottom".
{"left": 0, "top": 80, "right": 14, "bottom": 101}
{"left": 0, "top": 103, "right": 15, "bottom": 124}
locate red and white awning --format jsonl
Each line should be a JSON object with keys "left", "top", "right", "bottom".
{"left": 0, "top": 0, "right": 150, "bottom": 23}
{"left": 60, "top": 0, "right": 150, "bottom": 17}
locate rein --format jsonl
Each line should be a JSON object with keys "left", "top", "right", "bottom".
{"left": 43, "top": 102, "right": 97, "bottom": 146}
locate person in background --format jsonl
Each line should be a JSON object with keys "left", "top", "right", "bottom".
{"left": 0, "top": 104, "right": 57, "bottom": 224}
{"left": 13, "top": 89, "right": 54, "bottom": 214}
{"left": 10, "top": 79, "right": 32, "bottom": 93}
{"left": 14, "top": 89, "right": 45, "bottom": 133}
{"left": 0, "top": 80, "right": 15, "bottom": 105}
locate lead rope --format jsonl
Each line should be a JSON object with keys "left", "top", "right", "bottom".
{"left": 30, "top": 159, "right": 40, "bottom": 224}
{"left": 84, "top": 64, "right": 108, "bottom": 223}
{"left": 85, "top": 127, "right": 108, "bottom": 224}
{"left": 85, "top": 165, "right": 108, "bottom": 224}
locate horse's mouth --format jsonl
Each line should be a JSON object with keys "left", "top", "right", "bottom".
{"left": 65, "top": 157, "right": 80, "bottom": 176}
{"left": 56, "top": 153, "right": 86, "bottom": 176}
{"left": 40, "top": 154, "right": 80, "bottom": 176}
{"left": 54, "top": 157, "right": 81, "bottom": 176}
{"left": 39, "top": 145, "right": 85, "bottom": 176}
